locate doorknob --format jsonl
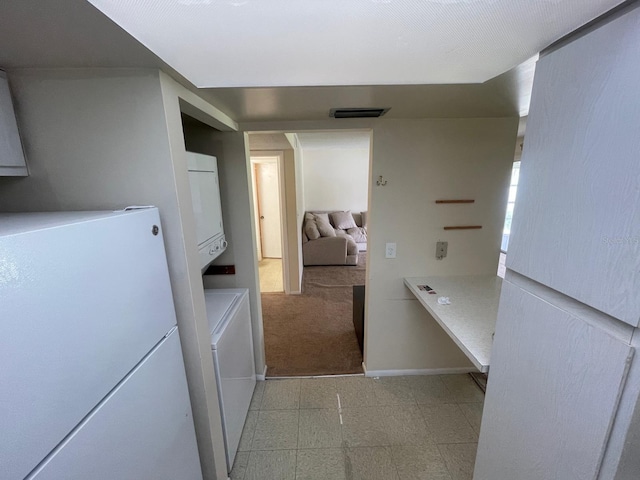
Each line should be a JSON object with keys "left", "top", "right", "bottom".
{"left": 260, "top": 216, "right": 265, "bottom": 219}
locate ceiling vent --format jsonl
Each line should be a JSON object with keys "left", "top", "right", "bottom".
{"left": 329, "top": 108, "right": 390, "bottom": 119}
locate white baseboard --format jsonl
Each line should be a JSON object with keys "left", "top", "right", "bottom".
{"left": 362, "top": 362, "right": 475, "bottom": 377}
{"left": 256, "top": 364, "right": 268, "bottom": 381}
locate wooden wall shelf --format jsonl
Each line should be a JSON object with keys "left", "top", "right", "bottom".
{"left": 436, "top": 199, "right": 475, "bottom": 204}
{"left": 444, "top": 225, "right": 482, "bottom": 230}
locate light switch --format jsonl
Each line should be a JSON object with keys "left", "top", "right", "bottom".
{"left": 385, "top": 242, "right": 397, "bottom": 258}
{"left": 436, "top": 241, "right": 448, "bottom": 260}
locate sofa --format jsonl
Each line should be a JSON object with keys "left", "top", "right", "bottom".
{"left": 302, "top": 210, "right": 367, "bottom": 266}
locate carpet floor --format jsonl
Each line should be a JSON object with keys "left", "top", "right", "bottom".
{"left": 261, "top": 254, "right": 366, "bottom": 377}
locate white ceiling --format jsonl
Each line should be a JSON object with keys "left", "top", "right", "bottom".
{"left": 297, "top": 132, "right": 372, "bottom": 150}
{"left": 88, "top": 0, "right": 623, "bottom": 88}
{"left": 248, "top": 133, "right": 293, "bottom": 150}
{"left": 0, "top": 1, "right": 624, "bottom": 123}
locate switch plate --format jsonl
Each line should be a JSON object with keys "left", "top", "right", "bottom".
{"left": 385, "top": 242, "right": 397, "bottom": 258}
{"left": 436, "top": 241, "right": 448, "bottom": 260}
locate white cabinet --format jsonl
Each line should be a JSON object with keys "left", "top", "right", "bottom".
{"left": 475, "top": 281, "right": 633, "bottom": 480}
{"left": 506, "top": 7, "right": 640, "bottom": 326}
{"left": 0, "top": 70, "right": 28, "bottom": 176}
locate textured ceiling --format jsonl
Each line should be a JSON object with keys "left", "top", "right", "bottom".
{"left": 297, "top": 132, "right": 372, "bottom": 150}
{"left": 88, "top": 0, "right": 623, "bottom": 87}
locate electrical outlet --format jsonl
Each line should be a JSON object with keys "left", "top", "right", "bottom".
{"left": 436, "top": 241, "right": 448, "bottom": 260}
{"left": 385, "top": 242, "right": 397, "bottom": 258}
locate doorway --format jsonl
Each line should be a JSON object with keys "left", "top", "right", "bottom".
{"left": 251, "top": 155, "right": 285, "bottom": 293}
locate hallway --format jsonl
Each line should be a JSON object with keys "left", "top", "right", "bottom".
{"left": 231, "top": 374, "right": 483, "bottom": 480}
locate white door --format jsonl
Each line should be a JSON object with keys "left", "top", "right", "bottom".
{"left": 255, "top": 160, "right": 282, "bottom": 258}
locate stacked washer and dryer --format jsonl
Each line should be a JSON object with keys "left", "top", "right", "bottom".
{"left": 187, "top": 152, "right": 257, "bottom": 473}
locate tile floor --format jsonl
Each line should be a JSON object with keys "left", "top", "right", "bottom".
{"left": 258, "top": 258, "right": 283, "bottom": 293}
{"left": 231, "top": 374, "right": 483, "bottom": 480}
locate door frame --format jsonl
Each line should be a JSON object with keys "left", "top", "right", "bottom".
{"left": 250, "top": 151, "right": 290, "bottom": 293}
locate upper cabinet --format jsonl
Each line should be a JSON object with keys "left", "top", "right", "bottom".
{"left": 507, "top": 7, "right": 640, "bottom": 327}
{"left": 0, "top": 70, "right": 28, "bottom": 176}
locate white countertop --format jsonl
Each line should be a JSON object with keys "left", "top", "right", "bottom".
{"left": 404, "top": 275, "right": 503, "bottom": 373}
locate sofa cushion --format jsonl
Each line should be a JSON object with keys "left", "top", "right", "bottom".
{"left": 304, "top": 213, "right": 321, "bottom": 240}
{"left": 361, "top": 211, "right": 368, "bottom": 230}
{"left": 347, "top": 227, "right": 367, "bottom": 243}
{"left": 346, "top": 237, "right": 358, "bottom": 255}
{"left": 314, "top": 213, "right": 336, "bottom": 237}
{"left": 330, "top": 210, "right": 357, "bottom": 230}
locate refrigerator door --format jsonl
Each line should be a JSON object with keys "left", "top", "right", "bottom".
{"left": 475, "top": 281, "right": 633, "bottom": 480}
{"left": 28, "top": 328, "right": 202, "bottom": 480}
{"left": 0, "top": 208, "right": 178, "bottom": 480}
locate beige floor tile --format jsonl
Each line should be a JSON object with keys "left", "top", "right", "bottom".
{"left": 404, "top": 375, "right": 454, "bottom": 405}
{"left": 334, "top": 376, "right": 377, "bottom": 407}
{"left": 238, "top": 410, "right": 259, "bottom": 452}
{"left": 298, "top": 409, "right": 343, "bottom": 449}
{"left": 381, "top": 405, "right": 432, "bottom": 446}
{"left": 372, "top": 376, "right": 416, "bottom": 405}
{"left": 438, "top": 443, "right": 478, "bottom": 480}
{"left": 440, "top": 375, "right": 485, "bottom": 403}
{"left": 391, "top": 445, "right": 452, "bottom": 480}
{"left": 230, "top": 451, "right": 250, "bottom": 480}
{"left": 252, "top": 410, "right": 299, "bottom": 450}
{"left": 249, "top": 381, "right": 265, "bottom": 411}
{"left": 300, "top": 378, "right": 339, "bottom": 409}
{"left": 245, "top": 450, "right": 297, "bottom": 480}
{"left": 458, "top": 402, "right": 483, "bottom": 435}
{"left": 296, "top": 448, "right": 347, "bottom": 480}
{"left": 259, "top": 258, "right": 283, "bottom": 293}
{"left": 341, "top": 406, "right": 389, "bottom": 447}
{"left": 261, "top": 378, "right": 301, "bottom": 410}
{"left": 419, "top": 404, "right": 478, "bottom": 444}
{"left": 345, "top": 447, "right": 399, "bottom": 480}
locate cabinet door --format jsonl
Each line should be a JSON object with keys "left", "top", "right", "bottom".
{"left": 506, "top": 7, "right": 640, "bottom": 326}
{"left": 0, "top": 71, "right": 28, "bottom": 176}
{"left": 474, "top": 281, "right": 633, "bottom": 480}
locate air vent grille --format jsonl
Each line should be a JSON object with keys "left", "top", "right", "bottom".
{"left": 330, "top": 108, "right": 390, "bottom": 118}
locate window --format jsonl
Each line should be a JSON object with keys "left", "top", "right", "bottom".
{"left": 501, "top": 161, "right": 520, "bottom": 252}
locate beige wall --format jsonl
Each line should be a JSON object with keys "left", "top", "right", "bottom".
{"left": 302, "top": 147, "right": 370, "bottom": 212}
{"left": 249, "top": 146, "right": 303, "bottom": 293}
{"left": 364, "top": 118, "right": 517, "bottom": 372}
{"left": 285, "top": 133, "right": 305, "bottom": 289}
{"left": 241, "top": 117, "right": 518, "bottom": 374}
{"left": 0, "top": 68, "right": 234, "bottom": 480}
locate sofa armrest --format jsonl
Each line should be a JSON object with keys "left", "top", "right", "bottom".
{"left": 303, "top": 236, "right": 348, "bottom": 266}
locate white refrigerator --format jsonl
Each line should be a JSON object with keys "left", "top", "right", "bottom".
{"left": 474, "top": 6, "right": 640, "bottom": 480}
{"left": 0, "top": 208, "right": 202, "bottom": 480}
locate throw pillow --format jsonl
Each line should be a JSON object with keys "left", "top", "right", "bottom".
{"left": 330, "top": 210, "right": 357, "bottom": 230}
{"left": 304, "top": 218, "right": 321, "bottom": 240}
{"left": 314, "top": 213, "right": 336, "bottom": 237}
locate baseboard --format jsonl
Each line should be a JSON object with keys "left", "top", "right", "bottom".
{"left": 362, "top": 363, "right": 475, "bottom": 377}
{"left": 256, "top": 364, "right": 268, "bottom": 381}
